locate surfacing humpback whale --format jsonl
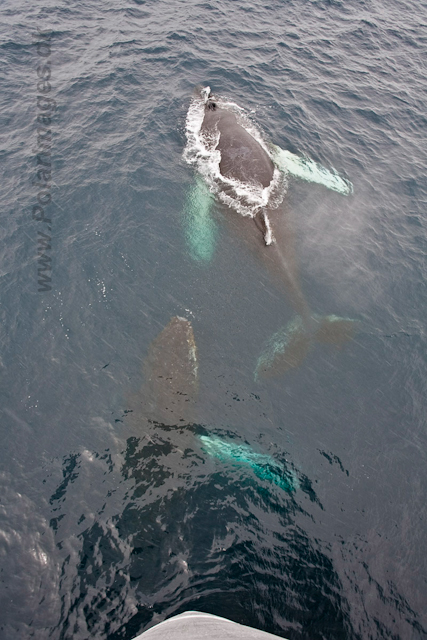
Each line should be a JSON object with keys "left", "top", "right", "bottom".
{"left": 184, "top": 87, "right": 355, "bottom": 378}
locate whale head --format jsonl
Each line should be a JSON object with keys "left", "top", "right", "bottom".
{"left": 206, "top": 98, "right": 217, "bottom": 111}
{"left": 201, "top": 86, "right": 218, "bottom": 112}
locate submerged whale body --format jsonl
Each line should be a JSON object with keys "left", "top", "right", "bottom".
{"left": 135, "top": 316, "right": 198, "bottom": 426}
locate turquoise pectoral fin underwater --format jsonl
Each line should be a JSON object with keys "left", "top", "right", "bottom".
{"left": 271, "top": 144, "right": 353, "bottom": 196}
{"left": 184, "top": 176, "right": 218, "bottom": 263}
{"left": 199, "top": 434, "right": 298, "bottom": 493}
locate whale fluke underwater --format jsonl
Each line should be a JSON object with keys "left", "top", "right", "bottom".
{"left": 183, "top": 87, "right": 356, "bottom": 378}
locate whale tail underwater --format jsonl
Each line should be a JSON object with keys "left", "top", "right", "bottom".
{"left": 183, "top": 87, "right": 357, "bottom": 379}
{"left": 254, "top": 314, "right": 356, "bottom": 380}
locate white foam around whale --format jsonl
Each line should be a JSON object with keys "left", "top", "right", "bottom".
{"left": 183, "top": 89, "right": 353, "bottom": 206}
{"left": 183, "top": 91, "right": 286, "bottom": 219}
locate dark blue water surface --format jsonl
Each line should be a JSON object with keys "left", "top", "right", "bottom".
{"left": 1, "top": 0, "right": 427, "bottom": 638}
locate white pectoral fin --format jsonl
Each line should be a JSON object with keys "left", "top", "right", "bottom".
{"left": 183, "top": 175, "right": 218, "bottom": 263}
{"left": 271, "top": 144, "right": 353, "bottom": 196}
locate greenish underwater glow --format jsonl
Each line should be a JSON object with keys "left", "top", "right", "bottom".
{"left": 255, "top": 315, "right": 357, "bottom": 380}
{"left": 184, "top": 176, "right": 218, "bottom": 262}
{"left": 199, "top": 434, "right": 298, "bottom": 492}
{"left": 271, "top": 145, "right": 353, "bottom": 196}
{"left": 255, "top": 316, "right": 308, "bottom": 380}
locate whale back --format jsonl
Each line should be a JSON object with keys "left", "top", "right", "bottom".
{"left": 201, "top": 104, "right": 275, "bottom": 188}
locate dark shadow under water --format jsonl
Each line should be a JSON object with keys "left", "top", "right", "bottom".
{"left": 49, "top": 423, "right": 355, "bottom": 640}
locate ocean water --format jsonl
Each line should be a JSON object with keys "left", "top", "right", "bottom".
{"left": 1, "top": 0, "right": 427, "bottom": 639}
